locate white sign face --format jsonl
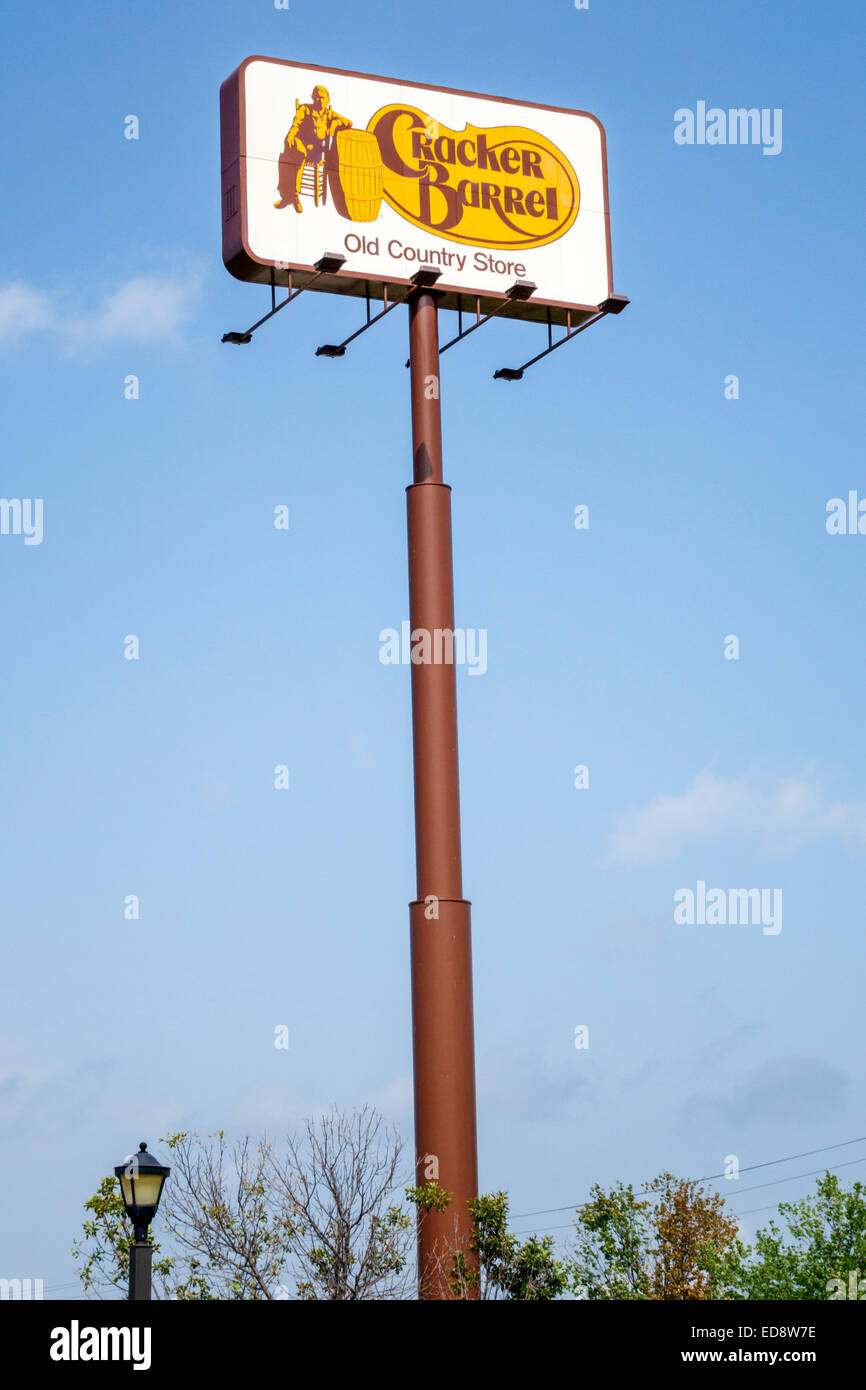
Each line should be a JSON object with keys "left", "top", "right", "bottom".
{"left": 221, "top": 57, "right": 614, "bottom": 319}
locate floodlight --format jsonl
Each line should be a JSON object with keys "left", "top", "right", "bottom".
{"left": 411, "top": 266, "right": 443, "bottom": 288}
{"left": 599, "top": 295, "right": 630, "bottom": 314}
{"left": 314, "top": 253, "right": 347, "bottom": 274}
{"left": 505, "top": 280, "right": 537, "bottom": 301}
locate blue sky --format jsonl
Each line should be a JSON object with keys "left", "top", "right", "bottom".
{"left": 2, "top": 0, "right": 865, "bottom": 1295}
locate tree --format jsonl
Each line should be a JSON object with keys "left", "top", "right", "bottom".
{"left": 647, "top": 1172, "right": 739, "bottom": 1301}
{"left": 569, "top": 1172, "right": 738, "bottom": 1300}
{"left": 569, "top": 1180, "right": 651, "bottom": 1300}
{"left": 162, "top": 1130, "right": 295, "bottom": 1299}
{"left": 72, "top": 1176, "right": 178, "bottom": 1301}
{"left": 710, "top": 1173, "right": 866, "bottom": 1301}
{"left": 407, "top": 1184, "right": 567, "bottom": 1299}
{"left": 73, "top": 1106, "right": 414, "bottom": 1300}
{"left": 265, "top": 1106, "right": 413, "bottom": 1300}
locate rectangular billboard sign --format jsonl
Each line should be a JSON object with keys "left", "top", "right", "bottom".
{"left": 221, "top": 57, "right": 614, "bottom": 326}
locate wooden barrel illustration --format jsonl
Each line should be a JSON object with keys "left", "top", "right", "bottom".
{"left": 335, "top": 130, "right": 384, "bottom": 222}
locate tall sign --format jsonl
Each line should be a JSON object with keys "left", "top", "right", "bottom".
{"left": 221, "top": 54, "right": 625, "bottom": 1298}
{"left": 221, "top": 57, "right": 614, "bottom": 325}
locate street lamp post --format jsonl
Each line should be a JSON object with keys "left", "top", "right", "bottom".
{"left": 114, "top": 1142, "right": 170, "bottom": 1302}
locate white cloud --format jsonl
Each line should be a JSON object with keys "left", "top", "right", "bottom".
{"left": 0, "top": 273, "right": 201, "bottom": 351}
{"left": 349, "top": 733, "right": 376, "bottom": 771}
{"left": 0, "top": 1049, "right": 115, "bottom": 1140}
{"left": 478, "top": 1050, "right": 594, "bottom": 1120}
{"left": 688, "top": 1055, "right": 849, "bottom": 1127}
{"left": 606, "top": 770, "right": 866, "bottom": 865}
{"left": 367, "top": 1074, "right": 412, "bottom": 1126}
{"left": 0, "top": 282, "right": 56, "bottom": 339}
{"left": 90, "top": 275, "right": 199, "bottom": 343}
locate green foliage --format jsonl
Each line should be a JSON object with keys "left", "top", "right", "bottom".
{"left": 71, "top": 1176, "right": 136, "bottom": 1298}
{"left": 75, "top": 1112, "right": 414, "bottom": 1301}
{"left": 570, "top": 1181, "right": 652, "bottom": 1300}
{"left": 405, "top": 1180, "right": 452, "bottom": 1214}
{"left": 459, "top": 1191, "right": 567, "bottom": 1300}
{"left": 569, "top": 1174, "right": 738, "bottom": 1300}
{"left": 714, "top": 1173, "right": 866, "bottom": 1300}
{"left": 408, "top": 1184, "right": 567, "bottom": 1298}
{"left": 293, "top": 1205, "right": 412, "bottom": 1301}
{"left": 69, "top": 1172, "right": 216, "bottom": 1301}
{"left": 572, "top": 1170, "right": 866, "bottom": 1303}
{"left": 78, "top": 1128, "right": 864, "bottom": 1301}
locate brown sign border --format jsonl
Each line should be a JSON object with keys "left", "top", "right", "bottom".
{"left": 221, "top": 55, "right": 615, "bottom": 328}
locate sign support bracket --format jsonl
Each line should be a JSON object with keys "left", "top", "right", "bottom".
{"left": 315, "top": 283, "right": 414, "bottom": 358}
{"left": 221, "top": 253, "right": 347, "bottom": 344}
{"left": 494, "top": 294, "right": 629, "bottom": 380}
{"left": 404, "top": 281, "right": 538, "bottom": 367}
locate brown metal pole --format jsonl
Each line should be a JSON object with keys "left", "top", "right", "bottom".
{"left": 406, "top": 287, "right": 479, "bottom": 1299}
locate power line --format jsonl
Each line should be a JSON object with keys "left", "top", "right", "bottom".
{"left": 730, "top": 1202, "right": 787, "bottom": 1219}
{"left": 510, "top": 1134, "right": 866, "bottom": 1221}
{"left": 694, "top": 1138, "right": 866, "bottom": 1186}
{"left": 511, "top": 1220, "right": 579, "bottom": 1236}
{"left": 726, "top": 1155, "right": 866, "bottom": 1202}
{"left": 509, "top": 1150, "right": 866, "bottom": 1238}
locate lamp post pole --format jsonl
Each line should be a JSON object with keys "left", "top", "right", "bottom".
{"left": 115, "top": 1142, "right": 170, "bottom": 1303}
{"left": 406, "top": 287, "right": 479, "bottom": 1299}
{"left": 129, "top": 1241, "right": 153, "bottom": 1302}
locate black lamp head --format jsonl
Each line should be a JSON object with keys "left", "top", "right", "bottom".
{"left": 114, "top": 1142, "right": 171, "bottom": 1242}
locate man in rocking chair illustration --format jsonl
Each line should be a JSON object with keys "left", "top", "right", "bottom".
{"left": 274, "top": 85, "right": 353, "bottom": 212}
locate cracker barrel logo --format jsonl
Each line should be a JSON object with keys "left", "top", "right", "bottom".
{"left": 274, "top": 85, "right": 386, "bottom": 220}
{"left": 273, "top": 89, "right": 579, "bottom": 250}
{"left": 369, "top": 105, "right": 579, "bottom": 248}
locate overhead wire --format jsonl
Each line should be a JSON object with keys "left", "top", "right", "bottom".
{"left": 510, "top": 1133, "right": 866, "bottom": 1221}
{"left": 509, "top": 1145, "right": 866, "bottom": 1237}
